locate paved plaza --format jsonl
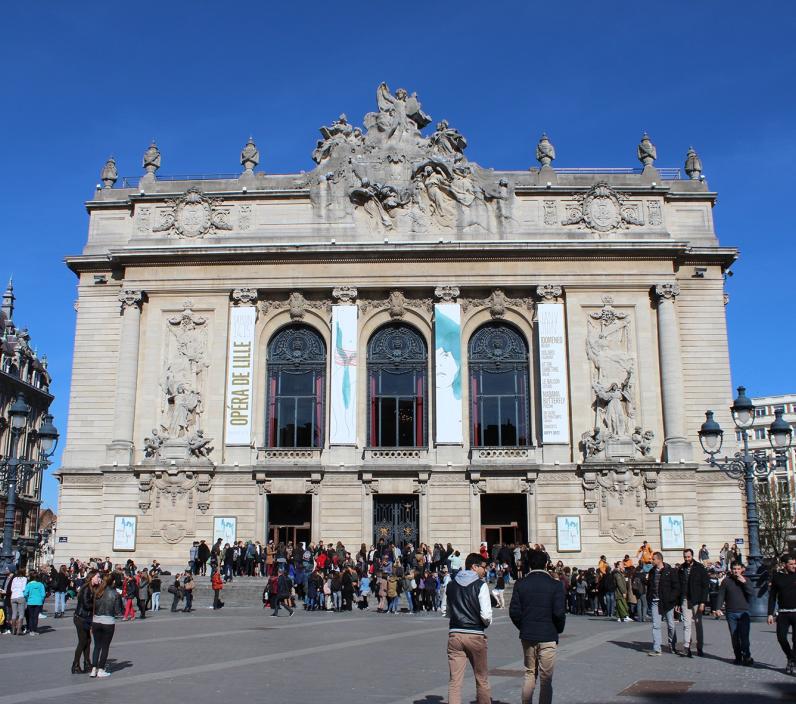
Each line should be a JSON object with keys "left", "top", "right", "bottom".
{"left": 0, "top": 599, "right": 794, "bottom": 704}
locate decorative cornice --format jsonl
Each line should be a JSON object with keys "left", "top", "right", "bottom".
{"left": 434, "top": 285, "right": 460, "bottom": 302}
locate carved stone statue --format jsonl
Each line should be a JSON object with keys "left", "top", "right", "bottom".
{"left": 240, "top": 137, "right": 259, "bottom": 172}
{"left": 637, "top": 133, "right": 657, "bottom": 168}
{"left": 350, "top": 179, "right": 407, "bottom": 231}
{"left": 100, "top": 157, "right": 118, "bottom": 188}
{"left": 632, "top": 427, "right": 654, "bottom": 457}
{"left": 143, "top": 141, "right": 161, "bottom": 175}
{"left": 684, "top": 147, "right": 703, "bottom": 180}
{"left": 188, "top": 429, "right": 214, "bottom": 458}
{"left": 143, "top": 428, "right": 163, "bottom": 458}
{"left": 364, "top": 82, "right": 431, "bottom": 149}
{"left": 536, "top": 133, "right": 556, "bottom": 168}
{"left": 587, "top": 297, "right": 636, "bottom": 439}
{"left": 429, "top": 120, "right": 467, "bottom": 157}
{"left": 581, "top": 427, "right": 605, "bottom": 458}
{"left": 160, "top": 302, "right": 209, "bottom": 440}
{"left": 312, "top": 114, "right": 362, "bottom": 164}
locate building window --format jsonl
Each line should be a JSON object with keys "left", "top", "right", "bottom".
{"left": 266, "top": 325, "right": 326, "bottom": 448}
{"left": 367, "top": 324, "right": 427, "bottom": 448}
{"left": 735, "top": 431, "right": 743, "bottom": 442}
{"left": 469, "top": 323, "right": 530, "bottom": 447}
{"left": 754, "top": 428, "right": 766, "bottom": 440}
{"left": 755, "top": 407, "right": 766, "bottom": 417}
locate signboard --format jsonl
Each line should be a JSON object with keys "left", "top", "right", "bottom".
{"left": 434, "top": 303, "right": 463, "bottom": 443}
{"left": 556, "top": 516, "right": 581, "bottom": 552}
{"left": 224, "top": 306, "right": 256, "bottom": 445}
{"left": 113, "top": 516, "right": 137, "bottom": 551}
{"left": 538, "top": 303, "right": 570, "bottom": 444}
{"left": 330, "top": 305, "right": 358, "bottom": 444}
{"left": 735, "top": 538, "right": 744, "bottom": 545}
{"left": 660, "top": 514, "right": 685, "bottom": 550}
{"left": 213, "top": 516, "right": 237, "bottom": 546}
{"left": 58, "top": 536, "right": 68, "bottom": 544}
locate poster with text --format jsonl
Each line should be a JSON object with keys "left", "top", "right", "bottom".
{"left": 538, "top": 304, "right": 570, "bottom": 444}
{"left": 225, "top": 306, "right": 256, "bottom": 445}
{"left": 660, "top": 514, "right": 685, "bottom": 550}
{"left": 556, "top": 516, "right": 581, "bottom": 552}
{"left": 435, "top": 303, "right": 462, "bottom": 443}
{"left": 330, "top": 305, "right": 358, "bottom": 444}
{"left": 213, "top": 516, "right": 237, "bottom": 546}
{"left": 113, "top": 515, "right": 137, "bottom": 551}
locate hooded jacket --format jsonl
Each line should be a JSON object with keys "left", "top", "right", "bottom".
{"left": 442, "top": 569, "right": 492, "bottom": 635}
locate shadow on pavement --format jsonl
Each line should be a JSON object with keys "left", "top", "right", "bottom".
{"left": 107, "top": 659, "right": 134, "bottom": 672}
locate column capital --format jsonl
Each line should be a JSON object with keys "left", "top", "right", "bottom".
{"left": 231, "top": 287, "right": 258, "bottom": 306}
{"left": 536, "top": 284, "right": 563, "bottom": 302}
{"left": 434, "top": 285, "right": 460, "bottom": 302}
{"left": 653, "top": 282, "right": 680, "bottom": 301}
{"left": 118, "top": 289, "right": 144, "bottom": 311}
{"left": 332, "top": 286, "right": 358, "bottom": 304}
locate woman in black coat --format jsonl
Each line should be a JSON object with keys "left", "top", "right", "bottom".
{"left": 72, "top": 571, "right": 98, "bottom": 674}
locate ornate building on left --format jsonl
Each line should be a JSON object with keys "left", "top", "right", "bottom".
{"left": 0, "top": 280, "right": 54, "bottom": 566}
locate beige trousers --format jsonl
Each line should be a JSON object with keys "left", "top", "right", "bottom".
{"left": 521, "top": 640, "right": 558, "bottom": 704}
{"left": 447, "top": 632, "right": 491, "bottom": 704}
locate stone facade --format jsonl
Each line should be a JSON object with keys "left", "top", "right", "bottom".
{"left": 56, "top": 85, "right": 743, "bottom": 568}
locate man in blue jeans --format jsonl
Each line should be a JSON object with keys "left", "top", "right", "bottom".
{"left": 715, "top": 562, "right": 754, "bottom": 665}
{"left": 645, "top": 551, "right": 681, "bottom": 655}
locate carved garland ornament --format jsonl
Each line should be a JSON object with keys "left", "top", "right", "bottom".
{"left": 563, "top": 183, "right": 643, "bottom": 232}
{"left": 153, "top": 187, "right": 233, "bottom": 239}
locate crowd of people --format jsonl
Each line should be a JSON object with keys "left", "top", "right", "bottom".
{"left": 1, "top": 537, "right": 795, "bottom": 692}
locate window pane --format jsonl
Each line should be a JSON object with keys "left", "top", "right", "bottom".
{"left": 380, "top": 370, "right": 415, "bottom": 395}
{"left": 482, "top": 369, "right": 516, "bottom": 395}
{"left": 277, "top": 398, "right": 295, "bottom": 447}
{"left": 295, "top": 397, "right": 314, "bottom": 447}
{"left": 482, "top": 397, "right": 500, "bottom": 446}
{"left": 379, "top": 397, "right": 397, "bottom": 447}
{"left": 398, "top": 398, "right": 415, "bottom": 446}
{"left": 500, "top": 398, "right": 518, "bottom": 446}
{"left": 280, "top": 370, "right": 315, "bottom": 395}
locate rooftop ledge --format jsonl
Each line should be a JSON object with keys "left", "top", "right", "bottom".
{"left": 65, "top": 241, "right": 738, "bottom": 274}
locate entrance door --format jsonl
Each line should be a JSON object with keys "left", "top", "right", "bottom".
{"left": 373, "top": 495, "right": 419, "bottom": 548}
{"left": 480, "top": 494, "right": 528, "bottom": 551}
{"left": 267, "top": 495, "right": 312, "bottom": 547}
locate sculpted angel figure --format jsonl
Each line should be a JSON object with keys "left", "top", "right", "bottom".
{"left": 364, "top": 83, "right": 431, "bottom": 147}
{"left": 581, "top": 427, "right": 605, "bottom": 457}
{"left": 188, "top": 429, "right": 214, "bottom": 458}
{"left": 143, "top": 428, "right": 163, "bottom": 458}
{"left": 429, "top": 119, "right": 467, "bottom": 156}
{"left": 593, "top": 380, "right": 633, "bottom": 437}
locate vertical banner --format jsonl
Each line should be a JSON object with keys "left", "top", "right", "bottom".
{"left": 434, "top": 303, "right": 463, "bottom": 443}
{"left": 224, "top": 306, "right": 256, "bottom": 445}
{"left": 330, "top": 304, "right": 358, "bottom": 444}
{"left": 538, "top": 303, "right": 570, "bottom": 444}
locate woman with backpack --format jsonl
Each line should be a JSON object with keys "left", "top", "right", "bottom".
{"left": 72, "top": 570, "right": 98, "bottom": 674}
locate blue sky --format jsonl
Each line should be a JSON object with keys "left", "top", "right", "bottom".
{"left": 2, "top": 2, "right": 793, "bottom": 508}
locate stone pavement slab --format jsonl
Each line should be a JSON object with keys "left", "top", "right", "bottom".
{"left": 0, "top": 606, "right": 794, "bottom": 704}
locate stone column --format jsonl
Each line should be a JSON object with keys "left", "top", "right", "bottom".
{"left": 108, "top": 289, "right": 144, "bottom": 464}
{"left": 653, "top": 283, "right": 692, "bottom": 462}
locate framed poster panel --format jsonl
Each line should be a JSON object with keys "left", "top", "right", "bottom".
{"left": 556, "top": 516, "right": 581, "bottom": 553}
{"left": 660, "top": 514, "right": 685, "bottom": 550}
{"left": 213, "top": 516, "right": 237, "bottom": 546}
{"left": 113, "top": 515, "right": 137, "bottom": 552}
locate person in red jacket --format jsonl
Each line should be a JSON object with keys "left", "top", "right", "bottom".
{"left": 211, "top": 569, "right": 224, "bottom": 610}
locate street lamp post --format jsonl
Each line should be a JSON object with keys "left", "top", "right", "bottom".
{"left": 0, "top": 393, "right": 58, "bottom": 579}
{"left": 698, "top": 386, "right": 793, "bottom": 619}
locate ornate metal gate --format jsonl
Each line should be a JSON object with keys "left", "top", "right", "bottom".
{"left": 373, "top": 495, "right": 419, "bottom": 547}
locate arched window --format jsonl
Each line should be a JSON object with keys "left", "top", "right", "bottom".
{"left": 266, "top": 325, "right": 326, "bottom": 448}
{"left": 469, "top": 323, "right": 530, "bottom": 447}
{"left": 367, "top": 324, "right": 427, "bottom": 448}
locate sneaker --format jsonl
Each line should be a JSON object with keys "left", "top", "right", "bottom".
{"left": 29, "top": 632, "right": 38, "bottom": 637}
{"left": 90, "top": 667, "right": 98, "bottom": 678}
{"left": 646, "top": 650, "right": 662, "bottom": 656}
{"left": 96, "top": 669, "right": 111, "bottom": 678}
{"left": 288, "top": 610, "right": 295, "bottom": 618}
{"left": 617, "top": 618, "right": 622, "bottom": 622}
{"left": 742, "top": 657, "right": 754, "bottom": 667}
{"left": 623, "top": 617, "right": 633, "bottom": 622}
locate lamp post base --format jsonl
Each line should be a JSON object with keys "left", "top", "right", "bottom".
{"left": 747, "top": 559, "right": 770, "bottom": 621}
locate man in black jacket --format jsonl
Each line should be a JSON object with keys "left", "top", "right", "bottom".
{"left": 678, "top": 548, "right": 710, "bottom": 657}
{"left": 441, "top": 552, "right": 492, "bottom": 704}
{"left": 509, "top": 549, "right": 565, "bottom": 704}
{"left": 716, "top": 561, "right": 754, "bottom": 665}
{"left": 645, "top": 551, "right": 681, "bottom": 655}
{"left": 768, "top": 553, "right": 796, "bottom": 673}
